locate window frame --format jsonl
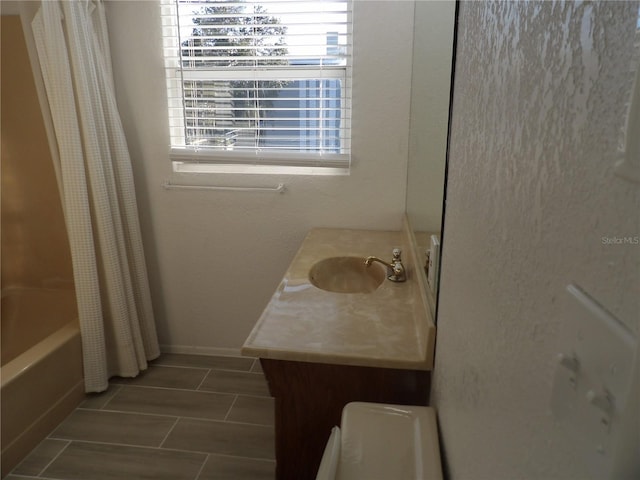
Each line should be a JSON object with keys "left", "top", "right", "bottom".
{"left": 161, "top": 0, "right": 353, "bottom": 172}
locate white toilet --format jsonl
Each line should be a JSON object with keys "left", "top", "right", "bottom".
{"left": 316, "top": 402, "right": 443, "bottom": 480}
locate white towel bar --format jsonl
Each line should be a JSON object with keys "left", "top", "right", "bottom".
{"left": 162, "top": 180, "right": 285, "bottom": 193}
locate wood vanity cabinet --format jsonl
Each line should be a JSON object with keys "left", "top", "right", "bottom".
{"left": 243, "top": 229, "right": 436, "bottom": 478}
{"left": 260, "top": 358, "right": 431, "bottom": 480}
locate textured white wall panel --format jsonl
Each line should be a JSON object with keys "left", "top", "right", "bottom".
{"left": 432, "top": 1, "right": 639, "bottom": 478}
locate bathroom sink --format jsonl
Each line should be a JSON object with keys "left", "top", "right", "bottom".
{"left": 308, "top": 257, "right": 386, "bottom": 293}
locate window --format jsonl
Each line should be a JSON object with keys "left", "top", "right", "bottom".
{"left": 161, "top": 0, "right": 352, "bottom": 171}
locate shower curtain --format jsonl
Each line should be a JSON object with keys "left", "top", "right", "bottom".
{"left": 31, "top": 0, "right": 160, "bottom": 392}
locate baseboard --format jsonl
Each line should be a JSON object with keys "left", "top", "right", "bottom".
{"left": 159, "top": 344, "right": 246, "bottom": 358}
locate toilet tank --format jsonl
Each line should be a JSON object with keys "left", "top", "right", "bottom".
{"left": 317, "top": 402, "right": 443, "bottom": 480}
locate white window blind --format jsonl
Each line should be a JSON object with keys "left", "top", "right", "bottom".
{"left": 161, "top": 0, "right": 352, "bottom": 169}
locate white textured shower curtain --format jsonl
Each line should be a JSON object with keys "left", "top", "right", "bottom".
{"left": 31, "top": 0, "right": 160, "bottom": 392}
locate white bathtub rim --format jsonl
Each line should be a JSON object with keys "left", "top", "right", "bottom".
{"left": 1, "top": 322, "right": 80, "bottom": 389}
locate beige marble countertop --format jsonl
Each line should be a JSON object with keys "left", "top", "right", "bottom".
{"left": 241, "top": 227, "right": 435, "bottom": 370}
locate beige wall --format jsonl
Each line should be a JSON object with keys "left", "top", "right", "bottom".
{"left": 105, "top": 1, "right": 417, "bottom": 354}
{"left": 1, "top": 15, "right": 73, "bottom": 290}
{"left": 432, "top": 1, "right": 639, "bottom": 478}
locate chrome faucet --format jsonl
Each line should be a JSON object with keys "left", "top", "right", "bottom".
{"left": 364, "top": 248, "right": 406, "bottom": 282}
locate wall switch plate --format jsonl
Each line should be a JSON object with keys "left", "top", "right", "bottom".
{"left": 427, "top": 235, "right": 440, "bottom": 295}
{"left": 551, "top": 284, "right": 637, "bottom": 478}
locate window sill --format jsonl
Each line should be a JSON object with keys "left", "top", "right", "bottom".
{"left": 170, "top": 148, "right": 351, "bottom": 176}
{"left": 172, "top": 162, "right": 350, "bottom": 176}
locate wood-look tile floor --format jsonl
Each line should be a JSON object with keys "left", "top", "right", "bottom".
{"left": 8, "top": 354, "right": 275, "bottom": 480}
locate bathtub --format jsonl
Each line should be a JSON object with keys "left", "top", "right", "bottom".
{"left": 1, "top": 288, "right": 85, "bottom": 478}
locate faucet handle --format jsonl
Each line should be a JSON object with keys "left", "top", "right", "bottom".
{"left": 389, "top": 248, "right": 406, "bottom": 282}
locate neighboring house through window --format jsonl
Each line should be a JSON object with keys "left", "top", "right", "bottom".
{"left": 161, "top": 0, "right": 352, "bottom": 172}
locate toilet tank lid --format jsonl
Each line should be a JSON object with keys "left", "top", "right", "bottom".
{"left": 337, "top": 402, "right": 443, "bottom": 480}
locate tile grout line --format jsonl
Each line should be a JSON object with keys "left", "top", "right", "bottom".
{"left": 47, "top": 437, "right": 187, "bottom": 452}
{"left": 154, "top": 363, "right": 254, "bottom": 373}
{"left": 92, "top": 383, "right": 251, "bottom": 397}
{"left": 151, "top": 362, "right": 259, "bottom": 374}
{"left": 194, "top": 368, "right": 212, "bottom": 391}
{"left": 89, "top": 385, "right": 273, "bottom": 400}
{"left": 147, "top": 364, "right": 213, "bottom": 372}
{"left": 98, "top": 384, "right": 122, "bottom": 411}
{"left": 193, "top": 453, "right": 210, "bottom": 480}
{"left": 34, "top": 439, "right": 72, "bottom": 478}
{"left": 223, "top": 394, "right": 239, "bottom": 422}
{"left": 158, "top": 416, "right": 181, "bottom": 449}
{"left": 72, "top": 406, "right": 225, "bottom": 421}
{"left": 69, "top": 396, "right": 272, "bottom": 425}
{"left": 11, "top": 474, "right": 65, "bottom": 480}
{"left": 150, "top": 413, "right": 274, "bottom": 429}
{"left": 46, "top": 438, "right": 275, "bottom": 462}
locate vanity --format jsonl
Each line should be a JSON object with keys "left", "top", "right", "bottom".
{"left": 242, "top": 224, "right": 436, "bottom": 480}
